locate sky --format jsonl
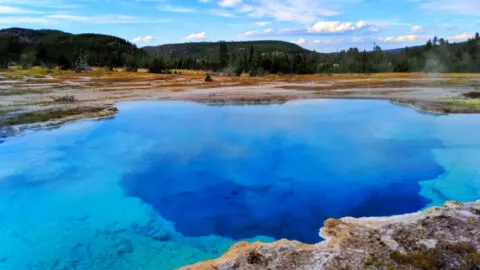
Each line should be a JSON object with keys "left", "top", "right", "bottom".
{"left": 0, "top": 0, "right": 479, "bottom": 52}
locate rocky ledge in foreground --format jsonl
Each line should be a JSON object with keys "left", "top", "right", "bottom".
{"left": 182, "top": 201, "right": 480, "bottom": 270}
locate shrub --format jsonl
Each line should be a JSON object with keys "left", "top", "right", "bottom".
{"left": 204, "top": 73, "right": 213, "bottom": 82}
{"left": 19, "top": 52, "right": 36, "bottom": 70}
{"left": 124, "top": 65, "right": 138, "bottom": 72}
{"left": 58, "top": 55, "right": 71, "bottom": 70}
{"left": 256, "top": 67, "right": 266, "bottom": 76}
{"left": 148, "top": 58, "right": 166, "bottom": 74}
{"left": 124, "top": 55, "right": 138, "bottom": 72}
{"left": 234, "top": 65, "right": 243, "bottom": 76}
{"left": 74, "top": 56, "right": 90, "bottom": 73}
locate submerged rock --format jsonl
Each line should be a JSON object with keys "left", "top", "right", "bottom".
{"left": 182, "top": 200, "right": 480, "bottom": 270}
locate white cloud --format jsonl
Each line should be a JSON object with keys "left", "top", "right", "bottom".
{"left": 379, "top": 32, "right": 473, "bottom": 43}
{"left": 239, "top": 20, "right": 373, "bottom": 39}
{"left": 186, "top": 32, "right": 206, "bottom": 40}
{"left": 292, "top": 38, "right": 306, "bottom": 45}
{"left": 255, "top": 21, "right": 270, "bottom": 26}
{"left": 242, "top": 30, "right": 259, "bottom": 36}
{"left": 307, "top": 21, "right": 367, "bottom": 34}
{"left": 0, "top": 5, "right": 39, "bottom": 14}
{"left": 248, "top": 0, "right": 339, "bottom": 23}
{"left": 210, "top": 9, "right": 236, "bottom": 17}
{"left": 132, "top": 36, "right": 153, "bottom": 43}
{"left": 215, "top": 0, "right": 349, "bottom": 23}
{"left": 239, "top": 27, "right": 299, "bottom": 37}
{"left": 380, "top": 34, "right": 426, "bottom": 43}
{"left": 218, "top": 0, "right": 242, "bottom": 7}
{"left": 313, "top": 39, "right": 332, "bottom": 44}
{"left": 368, "top": 26, "right": 381, "bottom": 33}
{"left": 411, "top": 25, "right": 424, "bottom": 34}
{"left": 448, "top": 32, "right": 473, "bottom": 41}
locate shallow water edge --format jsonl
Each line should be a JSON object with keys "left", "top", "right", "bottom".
{"left": 1, "top": 96, "right": 472, "bottom": 141}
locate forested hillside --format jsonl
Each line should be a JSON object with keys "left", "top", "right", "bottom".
{"left": 144, "top": 36, "right": 480, "bottom": 74}
{"left": 0, "top": 28, "right": 145, "bottom": 70}
{"left": 143, "top": 41, "right": 310, "bottom": 58}
{"left": 1, "top": 27, "right": 480, "bottom": 75}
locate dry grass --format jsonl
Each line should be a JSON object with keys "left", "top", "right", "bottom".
{"left": 3, "top": 68, "right": 480, "bottom": 87}
{"left": 3, "top": 68, "right": 480, "bottom": 100}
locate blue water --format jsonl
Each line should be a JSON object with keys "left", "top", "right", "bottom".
{"left": 0, "top": 100, "right": 480, "bottom": 269}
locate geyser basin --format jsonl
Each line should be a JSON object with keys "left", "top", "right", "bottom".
{"left": 0, "top": 99, "right": 479, "bottom": 269}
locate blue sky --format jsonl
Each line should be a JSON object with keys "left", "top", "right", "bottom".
{"left": 0, "top": 0, "right": 479, "bottom": 52}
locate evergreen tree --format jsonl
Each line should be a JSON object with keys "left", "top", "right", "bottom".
{"left": 426, "top": 39, "right": 433, "bottom": 50}
{"left": 0, "top": 35, "right": 22, "bottom": 69}
{"left": 148, "top": 57, "right": 166, "bottom": 73}
{"left": 248, "top": 44, "right": 255, "bottom": 64}
{"left": 218, "top": 41, "right": 229, "bottom": 69}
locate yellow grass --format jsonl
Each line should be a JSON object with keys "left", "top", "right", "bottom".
{"left": 440, "top": 98, "right": 480, "bottom": 109}
{"left": 3, "top": 67, "right": 480, "bottom": 90}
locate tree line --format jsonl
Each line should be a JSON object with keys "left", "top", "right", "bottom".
{"left": 1, "top": 32, "right": 480, "bottom": 74}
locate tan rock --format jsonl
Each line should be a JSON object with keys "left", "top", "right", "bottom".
{"left": 181, "top": 201, "right": 480, "bottom": 270}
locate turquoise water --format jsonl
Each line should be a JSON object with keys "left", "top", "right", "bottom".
{"left": 0, "top": 99, "right": 479, "bottom": 269}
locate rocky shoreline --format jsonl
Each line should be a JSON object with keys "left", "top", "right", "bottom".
{"left": 182, "top": 201, "right": 480, "bottom": 270}
{"left": 0, "top": 105, "right": 118, "bottom": 140}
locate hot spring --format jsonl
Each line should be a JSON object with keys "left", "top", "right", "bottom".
{"left": 0, "top": 99, "right": 479, "bottom": 269}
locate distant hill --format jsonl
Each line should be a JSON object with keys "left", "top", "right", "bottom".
{"left": 143, "top": 41, "right": 312, "bottom": 58}
{"left": 0, "top": 28, "right": 54, "bottom": 44}
{"left": 0, "top": 27, "right": 136, "bottom": 48}
{"left": 0, "top": 28, "right": 143, "bottom": 68}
